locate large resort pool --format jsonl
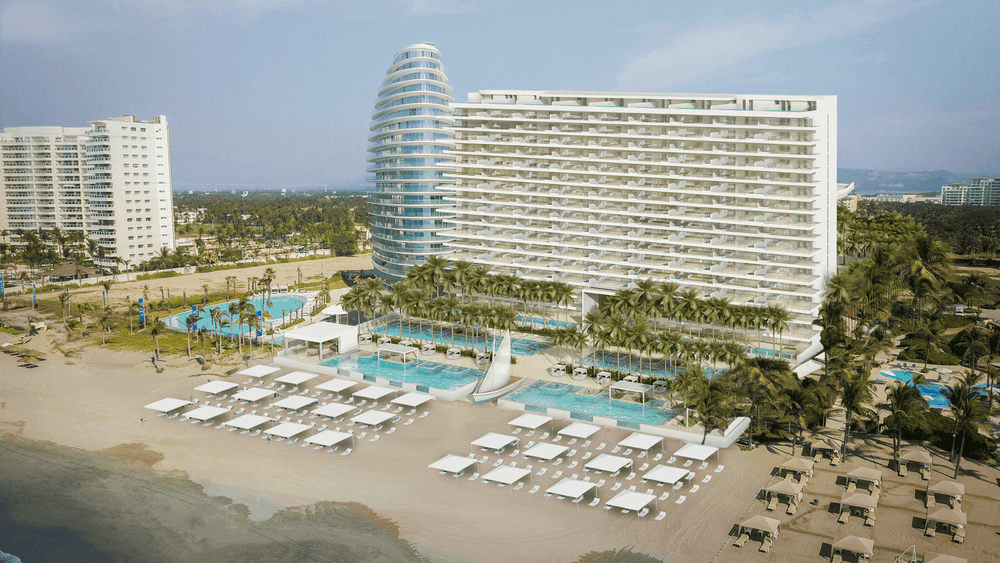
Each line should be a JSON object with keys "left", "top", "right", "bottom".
{"left": 164, "top": 294, "right": 309, "bottom": 339}
{"left": 506, "top": 380, "right": 678, "bottom": 429}
{"left": 379, "top": 321, "right": 552, "bottom": 356}
{"left": 322, "top": 351, "right": 484, "bottom": 392}
{"left": 878, "top": 370, "right": 997, "bottom": 410}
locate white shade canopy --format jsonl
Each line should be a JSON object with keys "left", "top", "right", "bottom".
{"left": 767, "top": 480, "right": 804, "bottom": 498}
{"left": 429, "top": 454, "right": 478, "bottom": 475}
{"left": 508, "top": 413, "right": 552, "bottom": 430}
{"left": 585, "top": 453, "right": 632, "bottom": 475}
{"left": 779, "top": 457, "right": 815, "bottom": 474}
{"left": 832, "top": 535, "right": 874, "bottom": 557}
{"left": 481, "top": 466, "right": 531, "bottom": 486}
{"left": 353, "top": 386, "right": 397, "bottom": 401}
{"left": 321, "top": 304, "right": 347, "bottom": 316}
{"left": 925, "top": 553, "right": 967, "bottom": 563}
{"left": 144, "top": 398, "right": 192, "bottom": 413}
{"left": 641, "top": 464, "right": 689, "bottom": 485}
{"left": 521, "top": 443, "right": 569, "bottom": 462}
{"left": 264, "top": 422, "right": 311, "bottom": 438}
{"left": 846, "top": 466, "right": 883, "bottom": 484}
{"left": 840, "top": 492, "right": 878, "bottom": 510}
{"left": 391, "top": 392, "right": 435, "bottom": 408}
{"left": 472, "top": 432, "right": 519, "bottom": 452}
{"left": 674, "top": 442, "right": 719, "bottom": 461}
{"left": 546, "top": 478, "right": 597, "bottom": 500}
{"left": 378, "top": 342, "right": 418, "bottom": 355}
{"left": 304, "top": 430, "right": 353, "bottom": 447}
{"left": 928, "top": 481, "right": 964, "bottom": 497}
{"left": 284, "top": 322, "right": 356, "bottom": 344}
{"left": 605, "top": 490, "right": 656, "bottom": 512}
{"left": 557, "top": 421, "right": 601, "bottom": 440}
{"left": 233, "top": 388, "right": 276, "bottom": 402}
{"left": 273, "top": 396, "right": 318, "bottom": 411}
{"left": 238, "top": 365, "right": 280, "bottom": 379}
{"left": 618, "top": 432, "right": 664, "bottom": 452}
{"left": 225, "top": 414, "right": 273, "bottom": 430}
{"left": 740, "top": 515, "right": 781, "bottom": 536}
{"left": 315, "top": 379, "right": 358, "bottom": 393}
{"left": 900, "top": 448, "right": 933, "bottom": 465}
{"left": 184, "top": 405, "right": 229, "bottom": 421}
{"left": 275, "top": 371, "right": 319, "bottom": 386}
{"left": 195, "top": 381, "right": 238, "bottom": 395}
{"left": 351, "top": 410, "right": 396, "bottom": 426}
{"left": 927, "top": 507, "right": 967, "bottom": 527}
{"left": 311, "top": 402, "right": 355, "bottom": 418}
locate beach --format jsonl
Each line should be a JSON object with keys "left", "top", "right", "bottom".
{"left": 2, "top": 303, "right": 999, "bottom": 561}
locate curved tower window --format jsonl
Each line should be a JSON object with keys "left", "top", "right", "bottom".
{"left": 367, "top": 42, "right": 455, "bottom": 282}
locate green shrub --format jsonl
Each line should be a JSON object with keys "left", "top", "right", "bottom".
{"left": 895, "top": 411, "right": 997, "bottom": 461}
{"left": 898, "top": 344, "right": 960, "bottom": 366}
{"left": 938, "top": 315, "right": 972, "bottom": 329}
{"left": 135, "top": 271, "right": 180, "bottom": 281}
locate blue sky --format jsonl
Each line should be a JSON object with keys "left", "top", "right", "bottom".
{"left": 2, "top": 0, "right": 998, "bottom": 189}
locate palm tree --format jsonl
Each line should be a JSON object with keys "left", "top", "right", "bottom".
{"left": 692, "top": 376, "right": 727, "bottom": 444}
{"left": 150, "top": 317, "right": 166, "bottom": 359}
{"left": 767, "top": 305, "right": 791, "bottom": 358}
{"left": 211, "top": 308, "right": 227, "bottom": 354}
{"left": 185, "top": 311, "right": 201, "bottom": 357}
{"left": 657, "top": 330, "right": 682, "bottom": 377}
{"left": 983, "top": 328, "right": 1000, "bottom": 407}
{"left": 955, "top": 325, "right": 988, "bottom": 378}
{"left": 673, "top": 365, "right": 702, "bottom": 428}
{"left": 58, "top": 291, "right": 70, "bottom": 319}
{"left": 879, "top": 382, "right": 929, "bottom": 468}
{"left": 948, "top": 383, "right": 989, "bottom": 478}
{"left": 775, "top": 376, "right": 822, "bottom": 456}
{"left": 838, "top": 370, "right": 876, "bottom": 460}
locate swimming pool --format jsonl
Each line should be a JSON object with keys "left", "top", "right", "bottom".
{"left": 164, "top": 294, "right": 308, "bottom": 339}
{"left": 506, "top": 380, "right": 678, "bottom": 427}
{"left": 880, "top": 370, "right": 951, "bottom": 410}
{"left": 380, "top": 321, "right": 552, "bottom": 356}
{"left": 581, "top": 352, "right": 725, "bottom": 379}
{"left": 322, "top": 352, "right": 484, "bottom": 391}
{"left": 516, "top": 315, "right": 578, "bottom": 329}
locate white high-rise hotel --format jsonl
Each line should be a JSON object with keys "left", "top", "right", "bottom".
{"left": 443, "top": 91, "right": 850, "bottom": 364}
{"left": 0, "top": 115, "right": 175, "bottom": 271}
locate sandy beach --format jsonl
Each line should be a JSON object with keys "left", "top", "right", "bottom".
{"left": 2, "top": 293, "right": 999, "bottom": 561}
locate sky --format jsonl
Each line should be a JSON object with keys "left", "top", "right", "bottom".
{"left": 1, "top": 0, "right": 998, "bottom": 190}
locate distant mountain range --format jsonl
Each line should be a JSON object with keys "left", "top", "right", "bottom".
{"left": 837, "top": 169, "right": 978, "bottom": 195}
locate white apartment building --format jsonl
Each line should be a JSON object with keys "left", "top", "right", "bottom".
{"left": 941, "top": 177, "right": 1000, "bottom": 206}
{"left": 1, "top": 115, "right": 175, "bottom": 271}
{"left": 443, "top": 90, "right": 848, "bottom": 364}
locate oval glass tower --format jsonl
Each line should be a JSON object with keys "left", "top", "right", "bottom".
{"left": 367, "top": 42, "right": 455, "bottom": 282}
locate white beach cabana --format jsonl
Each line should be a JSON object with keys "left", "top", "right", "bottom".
{"left": 846, "top": 466, "right": 883, "bottom": 488}
{"left": 557, "top": 421, "right": 602, "bottom": 441}
{"left": 521, "top": 443, "right": 569, "bottom": 464}
{"left": 766, "top": 480, "right": 804, "bottom": 502}
{"left": 832, "top": 535, "right": 874, "bottom": 560}
{"left": 304, "top": 430, "right": 354, "bottom": 449}
{"left": 604, "top": 490, "right": 657, "bottom": 520}
{"left": 144, "top": 398, "right": 192, "bottom": 414}
{"left": 183, "top": 405, "right": 230, "bottom": 421}
{"left": 641, "top": 464, "right": 689, "bottom": 486}
{"left": 233, "top": 388, "right": 276, "bottom": 403}
{"left": 618, "top": 432, "right": 664, "bottom": 454}
{"left": 225, "top": 414, "right": 273, "bottom": 430}
{"left": 275, "top": 371, "right": 319, "bottom": 387}
{"left": 928, "top": 480, "right": 964, "bottom": 501}
{"left": 546, "top": 478, "right": 597, "bottom": 509}
{"left": 238, "top": 365, "right": 280, "bottom": 382}
{"left": 273, "top": 395, "right": 319, "bottom": 412}
{"left": 585, "top": 453, "right": 633, "bottom": 480}
{"left": 924, "top": 553, "right": 967, "bottom": 563}
{"left": 926, "top": 507, "right": 967, "bottom": 530}
{"left": 674, "top": 442, "right": 720, "bottom": 463}
{"left": 507, "top": 413, "right": 552, "bottom": 434}
{"left": 353, "top": 385, "right": 398, "bottom": 402}
{"left": 481, "top": 465, "right": 532, "bottom": 494}
{"left": 609, "top": 380, "right": 654, "bottom": 407}
{"left": 739, "top": 515, "right": 780, "bottom": 539}
{"left": 264, "top": 422, "right": 312, "bottom": 439}
{"left": 778, "top": 457, "right": 815, "bottom": 477}
{"left": 351, "top": 410, "right": 396, "bottom": 427}
{"left": 428, "top": 454, "right": 479, "bottom": 477}
{"left": 311, "top": 402, "right": 355, "bottom": 420}
{"left": 377, "top": 342, "right": 418, "bottom": 364}
{"left": 472, "top": 432, "right": 519, "bottom": 454}
{"left": 315, "top": 379, "right": 358, "bottom": 395}
{"left": 391, "top": 392, "right": 435, "bottom": 409}
{"left": 194, "top": 380, "right": 238, "bottom": 395}
{"left": 283, "top": 322, "right": 358, "bottom": 359}
{"left": 840, "top": 491, "right": 879, "bottom": 515}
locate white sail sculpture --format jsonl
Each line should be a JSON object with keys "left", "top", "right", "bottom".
{"left": 472, "top": 330, "right": 521, "bottom": 403}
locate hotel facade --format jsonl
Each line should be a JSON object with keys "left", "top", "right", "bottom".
{"left": 941, "top": 177, "right": 1000, "bottom": 206}
{"left": 0, "top": 115, "right": 175, "bottom": 271}
{"left": 442, "top": 90, "right": 849, "bottom": 364}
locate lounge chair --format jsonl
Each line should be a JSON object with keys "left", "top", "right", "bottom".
{"left": 529, "top": 486, "right": 539, "bottom": 494}
{"left": 675, "top": 495, "right": 686, "bottom": 504}
{"left": 698, "top": 461, "right": 709, "bottom": 471}
{"left": 898, "top": 464, "right": 908, "bottom": 477}
{"left": 702, "top": 475, "right": 712, "bottom": 483}
{"left": 624, "top": 448, "right": 633, "bottom": 456}
{"left": 526, "top": 430, "right": 535, "bottom": 437}
{"left": 734, "top": 533, "right": 749, "bottom": 548}
{"left": 610, "top": 482, "right": 621, "bottom": 491}
{"left": 652, "top": 453, "right": 662, "bottom": 462}
{"left": 766, "top": 497, "right": 778, "bottom": 511}
{"left": 510, "top": 462, "right": 518, "bottom": 468}
{"left": 813, "top": 453, "right": 822, "bottom": 463}
{"left": 920, "top": 467, "right": 930, "bottom": 480}
{"left": 392, "top": 406, "right": 403, "bottom": 414}
{"left": 344, "top": 397, "right": 354, "bottom": 404}
{"left": 787, "top": 502, "right": 797, "bottom": 515}
{"left": 480, "top": 456, "right": 489, "bottom": 464}
{"left": 340, "top": 448, "right": 352, "bottom": 456}
{"left": 513, "top": 482, "right": 524, "bottom": 491}
{"left": 838, "top": 511, "right": 849, "bottom": 524}
{"left": 864, "top": 515, "right": 874, "bottom": 526}
{"left": 596, "top": 443, "right": 606, "bottom": 451}
{"left": 583, "top": 440, "right": 591, "bottom": 448}
{"left": 380, "top": 404, "right": 391, "bottom": 411}
{"left": 386, "top": 427, "right": 396, "bottom": 435}
{"left": 568, "top": 449, "right": 577, "bottom": 457}
{"left": 492, "top": 459, "right": 504, "bottom": 467}
{"left": 405, "top": 407, "right": 415, "bottom": 415}
{"left": 404, "top": 419, "right": 414, "bottom": 426}
{"left": 357, "top": 432, "right": 367, "bottom": 440}
{"left": 568, "top": 461, "right": 578, "bottom": 469}
{"left": 509, "top": 449, "right": 519, "bottom": 457}
{"left": 846, "top": 481, "right": 856, "bottom": 493}
{"left": 626, "top": 473, "right": 637, "bottom": 481}
{"left": 831, "top": 455, "right": 840, "bottom": 467}
{"left": 611, "top": 446, "right": 621, "bottom": 454}
{"left": 759, "top": 538, "right": 771, "bottom": 553}
{"left": 553, "top": 458, "right": 563, "bottom": 466}
{"left": 658, "top": 492, "right": 669, "bottom": 501}
{"left": 667, "top": 456, "right": 676, "bottom": 465}
{"left": 673, "top": 481, "right": 684, "bottom": 490}
{"left": 369, "top": 435, "right": 380, "bottom": 442}
{"left": 639, "top": 463, "right": 649, "bottom": 471}
{"left": 596, "top": 479, "right": 605, "bottom": 487}
{"left": 589, "top": 497, "right": 601, "bottom": 507}
{"left": 638, "top": 508, "right": 649, "bottom": 518}
{"left": 571, "top": 473, "right": 579, "bottom": 480}
{"left": 682, "top": 459, "right": 693, "bottom": 467}
{"left": 418, "top": 411, "right": 429, "bottom": 419}
{"left": 567, "top": 437, "right": 577, "bottom": 445}
{"left": 552, "top": 471, "right": 563, "bottom": 479}
{"left": 356, "top": 400, "right": 367, "bottom": 407}
{"left": 553, "top": 435, "right": 563, "bottom": 443}
{"left": 690, "top": 485, "right": 700, "bottom": 493}
{"left": 581, "top": 452, "right": 592, "bottom": 461}
{"left": 525, "top": 441, "right": 535, "bottom": 448}
{"left": 327, "top": 446, "right": 338, "bottom": 453}
{"left": 924, "top": 525, "right": 936, "bottom": 537}
{"left": 953, "top": 527, "right": 965, "bottom": 543}
{"left": 467, "top": 472, "right": 479, "bottom": 481}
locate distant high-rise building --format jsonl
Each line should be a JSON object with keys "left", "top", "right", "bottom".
{"left": 0, "top": 115, "right": 175, "bottom": 272}
{"left": 367, "top": 42, "right": 456, "bottom": 282}
{"left": 941, "top": 177, "right": 1000, "bottom": 206}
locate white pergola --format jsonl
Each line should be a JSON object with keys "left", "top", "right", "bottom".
{"left": 315, "top": 379, "right": 358, "bottom": 394}
{"left": 605, "top": 490, "right": 657, "bottom": 520}
{"left": 546, "top": 478, "right": 597, "bottom": 509}
{"left": 618, "top": 432, "right": 664, "bottom": 453}
{"left": 481, "top": 466, "right": 532, "bottom": 494}
{"left": 472, "top": 432, "right": 519, "bottom": 453}
{"left": 353, "top": 386, "right": 398, "bottom": 402}
{"left": 584, "top": 454, "right": 633, "bottom": 480}
{"left": 641, "top": 464, "right": 690, "bottom": 486}
{"left": 674, "top": 442, "right": 720, "bottom": 462}
{"left": 232, "top": 388, "right": 276, "bottom": 403}
{"left": 428, "top": 454, "right": 479, "bottom": 477}
{"left": 283, "top": 322, "right": 358, "bottom": 359}
{"left": 377, "top": 342, "right": 419, "bottom": 363}
{"left": 521, "top": 443, "right": 569, "bottom": 463}
{"left": 609, "top": 380, "right": 654, "bottom": 407}
{"left": 312, "top": 402, "right": 355, "bottom": 419}
{"left": 194, "top": 380, "right": 238, "bottom": 395}
{"left": 351, "top": 410, "right": 396, "bottom": 427}
{"left": 391, "top": 392, "right": 435, "bottom": 408}
{"left": 144, "top": 398, "right": 192, "bottom": 413}
{"left": 507, "top": 413, "right": 552, "bottom": 434}
{"left": 275, "top": 371, "right": 319, "bottom": 386}
{"left": 304, "top": 430, "right": 354, "bottom": 448}
{"left": 225, "top": 414, "right": 274, "bottom": 430}
{"left": 238, "top": 365, "right": 280, "bottom": 381}
{"left": 273, "top": 395, "right": 319, "bottom": 412}
{"left": 264, "top": 422, "right": 312, "bottom": 439}
{"left": 557, "top": 421, "right": 602, "bottom": 441}
{"left": 183, "top": 405, "right": 230, "bottom": 421}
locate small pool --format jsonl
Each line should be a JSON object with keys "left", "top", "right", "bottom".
{"left": 581, "top": 352, "right": 724, "bottom": 379}
{"left": 516, "top": 315, "right": 578, "bottom": 329}
{"left": 323, "top": 352, "right": 483, "bottom": 391}
{"left": 164, "top": 294, "right": 308, "bottom": 339}
{"left": 880, "top": 370, "right": 951, "bottom": 409}
{"left": 506, "top": 380, "right": 678, "bottom": 427}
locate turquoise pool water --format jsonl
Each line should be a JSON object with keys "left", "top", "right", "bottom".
{"left": 163, "top": 294, "right": 307, "bottom": 339}
{"left": 506, "top": 380, "right": 678, "bottom": 427}
{"left": 381, "top": 321, "right": 552, "bottom": 356}
{"left": 322, "top": 352, "right": 483, "bottom": 391}
{"left": 581, "top": 352, "right": 724, "bottom": 379}
{"left": 516, "top": 315, "right": 578, "bottom": 329}
{"left": 880, "top": 370, "right": 951, "bottom": 409}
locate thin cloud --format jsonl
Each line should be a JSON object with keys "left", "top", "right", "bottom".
{"left": 1, "top": 4, "right": 74, "bottom": 42}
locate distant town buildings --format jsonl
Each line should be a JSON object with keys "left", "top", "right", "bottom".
{"left": 0, "top": 115, "right": 175, "bottom": 271}
{"left": 941, "top": 177, "right": 1000, "bottom": 206}
{"left": 861, "top": 193, "right": 941, "bottom": 204}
